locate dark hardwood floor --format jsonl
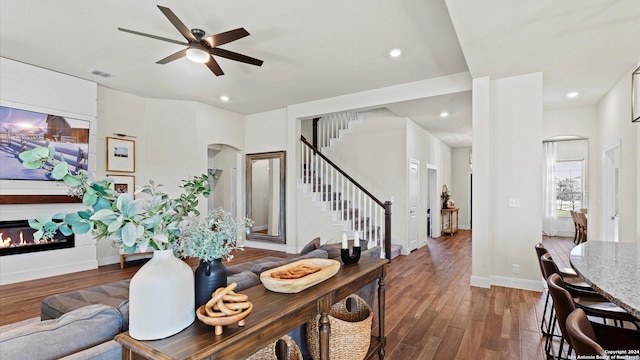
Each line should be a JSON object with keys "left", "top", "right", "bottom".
{"left": 0, "top": 231, "right": 576, "bottom": 359}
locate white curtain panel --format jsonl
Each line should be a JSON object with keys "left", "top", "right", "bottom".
{"left": 542, "top": 141, "right": 558, "bottom": 236}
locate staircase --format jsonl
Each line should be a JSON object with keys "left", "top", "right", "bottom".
{"left": 298, "top": 113, "right": 402, "bottom": 259}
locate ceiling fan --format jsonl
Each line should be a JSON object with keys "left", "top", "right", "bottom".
{"left": 118, "top": 5, "right": 263, "bottom": 76}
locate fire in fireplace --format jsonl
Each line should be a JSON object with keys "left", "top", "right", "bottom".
{"left": 0, "top": 220, "right": 75, "bottom": 256}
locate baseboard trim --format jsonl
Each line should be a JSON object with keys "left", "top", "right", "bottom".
{"left": 470, "top": 275, "right": 491, "bottom": 288}
{"left": 489, "top": 275, "right": 544, "bottom": 292}
{"left": 470, "top": 275, "right": 544, "bottom": 292}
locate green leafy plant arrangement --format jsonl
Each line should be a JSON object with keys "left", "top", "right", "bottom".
{"left": 19, "top": 145, "right": 213, "bottom": 253}
{"left": 174, "top": 207, "right": 253, "bottom": 262}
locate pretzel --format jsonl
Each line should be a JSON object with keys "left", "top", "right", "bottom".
{"left": 271, "top": 264, "right": 321, "bottom": 279}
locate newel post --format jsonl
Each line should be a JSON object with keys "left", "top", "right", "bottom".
{"left": 384, "top": 201, "right": 392, "bottom": 261}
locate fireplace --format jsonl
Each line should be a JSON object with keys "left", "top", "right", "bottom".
{"left": 0, "top": 220, "right": 75, "bottom": 256}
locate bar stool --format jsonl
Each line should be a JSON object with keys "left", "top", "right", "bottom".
{"left": 535, "top": 243, "right": 583, "bottom": 337}
{"left": 569, "top": 211, "right": 580, "bottom": 244}
{"left": 566, "top": 309, "right": 640, "bottom": 358}
{"left": 547, "top": 274, "right": 640, "bottom": 360}
{"left": 575, "top": 212, "right": 588, "bottom": 244}
{"left": 540, "top": 252, "right": 596, "bottom": 295}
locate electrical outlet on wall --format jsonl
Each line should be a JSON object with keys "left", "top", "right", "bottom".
{"left": 512, "top": 264, "right": 520, "bottom": 274}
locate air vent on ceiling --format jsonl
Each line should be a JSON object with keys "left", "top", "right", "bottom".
{"left": 87, "top": 69, "right": 114, "bottom": 78}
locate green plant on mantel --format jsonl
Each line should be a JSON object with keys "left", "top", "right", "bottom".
{"left": 19, "top": 145, "right": 214, "bottom": 253}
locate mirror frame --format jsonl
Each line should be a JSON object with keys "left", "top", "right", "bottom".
{"left": 245, "top": 151, "right": 286, "bottom": 243}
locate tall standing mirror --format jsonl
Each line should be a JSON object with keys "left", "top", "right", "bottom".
{"left": 246, "top": 151, "right": 286, "bottom": 243}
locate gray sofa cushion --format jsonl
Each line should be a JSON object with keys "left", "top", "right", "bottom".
{"left": 299, "top": 237, "right": 320, "bottom": 255}
{"left": 41, "top": 280, "right": 130, "bottom": 320}
{"left": 228, "top": 270, "right": 261, "bottom": 291}
{"left": 59, "top": 340, "right": 121, "bottom": 360}
{"left": 0, "top": 304, "right": 123, "bottom": 360}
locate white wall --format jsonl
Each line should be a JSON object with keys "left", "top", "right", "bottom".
{"left": 451, "top": 147, "right": 472, "bottom": 229}
{"left": 597, "top": 65, "right": 639, "bottom": 243}
{"left": 472, "top": 73, "right": 544, "bottom": 291}
{"left": 0, "top": 58, "right": 98, "bottom": 284}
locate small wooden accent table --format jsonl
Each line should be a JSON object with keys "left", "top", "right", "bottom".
{"left": 441, "top": 208, "right": 459, "bottom": 235}
{"left": 115, "top": 256, "right": 388, "bottom": 360}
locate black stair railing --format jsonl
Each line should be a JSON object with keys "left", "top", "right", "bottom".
{"left": 300, "top": 136, "right": 392, "bottom": 261}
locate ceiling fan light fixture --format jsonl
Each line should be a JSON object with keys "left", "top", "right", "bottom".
{"left": 186, "top": 45, "right": 210, "bottom": 63}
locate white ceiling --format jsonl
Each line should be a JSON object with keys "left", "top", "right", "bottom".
{"left": 1, "top": 0, "right": 638, "bottom": 148}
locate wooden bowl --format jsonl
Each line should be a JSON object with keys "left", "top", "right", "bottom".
{"left": 196, "top": 302, "right": 253, "bottom": 335}
{"left": 260, "top": 258, "right": 341, "bottom": 293}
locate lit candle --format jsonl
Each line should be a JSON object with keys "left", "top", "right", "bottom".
{"left": 342, "top": 232, "right": 348, "bottom": 249}
{"left": 354, "top": 231, "right": 360, "bottom": 247}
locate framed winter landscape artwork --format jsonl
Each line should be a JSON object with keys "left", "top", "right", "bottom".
{"left": 107, "top": 174, "right": 135, "bottom": 198}
{"left": 0, "top": 105, "right": 90, "bottom": 181}
{"left": 106, "top": 137, "right": 135, "bottom": 172}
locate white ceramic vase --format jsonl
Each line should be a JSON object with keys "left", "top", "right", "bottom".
{"left": 129, "top": 249, "right": 195, "bottom": 340}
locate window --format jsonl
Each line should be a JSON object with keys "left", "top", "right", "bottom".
{"left": 555, "top": 160, "right": 583, "bottom": 215}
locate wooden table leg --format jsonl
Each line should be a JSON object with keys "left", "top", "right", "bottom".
{"left": 319, "top": 312, "right": 330, "bottom": 360}
{"left": 378, "top": 266, "right": 386, "bottom": 359}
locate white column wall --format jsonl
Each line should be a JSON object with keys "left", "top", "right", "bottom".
{"left": 472, "top": 73, "right": 544, "bottom": 291}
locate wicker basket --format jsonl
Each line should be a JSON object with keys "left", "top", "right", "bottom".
{"left": 306, "top": 294, "right": 372, "bottom": 360}
{"left": 245, "top": 334, "right": 302, "bottom": 360}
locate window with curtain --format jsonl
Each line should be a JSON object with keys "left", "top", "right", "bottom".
{"left": 555, "top": 160, "right": 583, "bottom": 215}
{"left": 542, "top": 138, "right": 588, "bottom": 236}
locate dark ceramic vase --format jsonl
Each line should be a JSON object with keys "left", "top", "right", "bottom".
{"left": 194, "top": 258, "right": 227, "bottom": 309}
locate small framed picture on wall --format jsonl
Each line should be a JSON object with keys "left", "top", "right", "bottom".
{"left": 107, "top": 174, "right": 135, "bottom": 198}
{"left": 106, "top": 137, "right": 135, "bottom": 172}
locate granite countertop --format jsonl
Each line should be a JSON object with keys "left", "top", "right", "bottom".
{"left": 570, "top": 241, "right": 640, "bottom": 319}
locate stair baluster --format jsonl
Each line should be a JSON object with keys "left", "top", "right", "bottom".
{"left": 299, "top": 136, "right": 391, "bottom": 260}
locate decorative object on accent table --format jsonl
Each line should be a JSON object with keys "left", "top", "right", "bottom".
{"left": 441, "top": 184, "right": 452, "bottom": 209}
{"left": 174, "top": 208, "right": 252, "bottom": 308}
{"left": 18, "top": 145, "right": 215, "bottom": 340}
{"left": 195, "top": 283, "right": 253, "bottom": 336}
{"left": 633, "top": 65, "right": 640, "bottom": 123}
{"left": 260, "top": 258, "right": 341, "bottom": 293}
{"left": 340, "top": 232, "right": 361, "bottom": 265}
{"left": 129, "top": 249, "right": 195, "bottom": 340}
{"left": 307, "top": 294, "right": 373, "bottom": 360}
{"left": 447, "top": 199, "right": 456, "bottom": 209}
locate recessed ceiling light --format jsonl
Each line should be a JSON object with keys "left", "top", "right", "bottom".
{"left": 389, "top": 49, "right": 402, "bottom": 58}
{"left": 567, "top": 91, "right": 579, "bottom": 98}
{"left": 220, "top": 95, "right": 229, "bottom": 102}
{"left": 440, "top": 111, "right": 450, "bottom": 118}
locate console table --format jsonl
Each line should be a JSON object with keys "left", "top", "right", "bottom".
{"left": 441, "top": 208, "right": 459, "bottom": 235}
{"left": 115, "top": 256, "right": 388, "bottom": 360}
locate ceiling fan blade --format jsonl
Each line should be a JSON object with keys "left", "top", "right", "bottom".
{"left": 202, "top": 28, "right": 250, "bottom": 48}
{"left": 206, "top": 57, "right": 224, "bottom": 76}
{"left": 211, "top": 48, "right": 263, "bottom": 67}
{"left": 156, "top": 49, "right": 187, "bottom": 64}
{"left": 118, "top": 27, "right": 188, "bottom": 46}
{"left": 157, "top": 5, "right": 197, "bottom": 42}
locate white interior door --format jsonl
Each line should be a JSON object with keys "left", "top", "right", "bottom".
{"left": 408, "top": 159, "right": 419, "bottom": 251}
{"left": 604, "top": 142, "right": 621, "bottom": 242}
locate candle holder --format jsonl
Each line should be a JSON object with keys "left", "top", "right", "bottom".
{"left": 341, "top": 246, "right": 361, "bottom": 265}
